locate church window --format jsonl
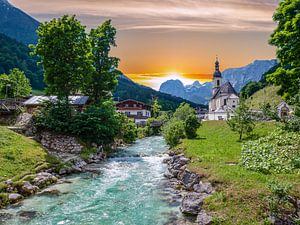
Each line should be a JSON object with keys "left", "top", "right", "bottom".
{"left": 217, "top": 80, "right": 220, "bottom": 86}
{"left": 224, "top": 99, "right": 227, "bottom": 105}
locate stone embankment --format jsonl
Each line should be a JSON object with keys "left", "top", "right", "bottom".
{"left": 164, "top": 152, "right": 214, "bottom": 225}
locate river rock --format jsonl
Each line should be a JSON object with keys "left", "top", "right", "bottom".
{"left": 164, "top": 169, "right": 175, "bottom": 179}
{"left": 180, "top": 192, "right": 208, "bottom": 215}
{"left": 0, "top": 212, "right": 13, "bottom": 222}
{"left": 38, "top": 188, "right": 61, "bottom": 196}
{"left": 196, "top": 211, "right": 212, "bottom": 225}
{"left": 178, "top": 170, "right": 201, "bottom": 191}
{"left": 32, "top": 172, "right": 58, "bottom": 188}
{"left": 17, "top": 210, "right": 37, "bottom": 220}
{"left": 193, "top": 182, "right": 213, "bottom": 194}
{"left": 19, "top": 182, "right": 38, "bottom": 196}
{"left": 8, "top": 193, "right": 23, "bottom": 203}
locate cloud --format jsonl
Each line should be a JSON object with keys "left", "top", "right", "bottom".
{"left": 11, "top": 0, "right": 279, "bottom": 32}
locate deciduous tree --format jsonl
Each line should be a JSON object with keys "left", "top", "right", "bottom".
{"left": 32, "top": 15, "right": 94, "bottom": 100}
{"left": 268, "top": 0, "right": 300, "bottom": 100}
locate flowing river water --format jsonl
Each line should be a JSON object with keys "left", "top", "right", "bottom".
{"left": 1, "top": 136, "right": 185, "bottom": 225}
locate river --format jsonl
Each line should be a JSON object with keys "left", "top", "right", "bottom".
{"left": 1, "top": 136, "right": 184, "bottom": 225}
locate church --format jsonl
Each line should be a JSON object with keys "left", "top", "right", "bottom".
{"left": 207, "top": 58, "right": 240, "bottom": 120}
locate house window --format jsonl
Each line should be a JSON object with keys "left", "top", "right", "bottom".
{"left": 137, "top": 112, "right": 143, "bottom": 117}
{"left": 125, "top": 104, "right": 129, "bottom": 107}
{"left": 224, "top": 99, "right": 227, "bottom": 105}
{"left": 133, "top": 104, "right": 137, "bottom": 107}
{"left": 232, "top": 105, "right": 236, "bottom": 108}
{"left": 125, "top": 112, "right": 130, "bottom": 116}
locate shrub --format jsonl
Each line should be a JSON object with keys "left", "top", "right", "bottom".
{"left": 266, "top": 181, "right": 292, "bottom": 218}
{"left": 282, "top": 116, "right": 300, "bottom": 133}
{"left": 137, "top": 127, "right": 147, "bottom": 139}
{"left": 184, "top": 114, "right": 201, "bottom": 139}
{"left": 116, "top": 113, "right": 137, "bottom": 144}
{"left": 162, "top": 119, "right": 185, "bottom": 147}
{"left": 33, "top": 100, "right": 73, "bottom": 133}
{"left": 241, "top": 130, "right": 300, "bottom": 174}
{"left": 173, "top": 103, "right": 196, "bottom": 121}
{"left": 72, "top": 102, "right": 120, "bottom": 145}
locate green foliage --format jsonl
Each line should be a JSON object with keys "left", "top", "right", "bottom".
{"left": 80, "top": 147, "right": 97, "bottom": 160}
{"left": 33, "top": 101, "right": 73, "bottom": 134}
{"left": 184, "top": 114, "right": 201, "bottom": 139}
{"left": 227, "top": 101, "right": 255, "bottom": 140}
{"left": 241, "top": 130, "right": 300, "bottom": 174}
{"left": 268, "top": 0, "right": 300, "bottom": 100}
{"left": 32, "top": 15, "right": 94, "bottom": 100}
{"left": 240, "top": 81, "right": 263, "bottom": 99}
{"left": 282, "top": 116, "right": 300, "bottom": 133}
{"left": 0, "top": 33, "right": 44, "bottom": 90}
{"left": 260, "top": 103, "right": 280, "bottom": 121}
{"left": 72, "top": 102, "right": 120, "bottom": 145}
{"left": 152, "top": 99, "right": 162, "bottom": 118}
{"left": 0, "top": 68, "right": 32, "bottom": 98}
{"left": 84, "top": 20, "right": 120, "bottom": 103}
{"left": 162, "top": 119, "right": 185, "bottom": 147}
{"left": 266, "top": 180, "right": 292, "bottom": 217}
{"left": 117, "top": 113, "right": 137, "bottom": 144}
{"left": 173, "top": 103, "right": 196, "bottom": 121}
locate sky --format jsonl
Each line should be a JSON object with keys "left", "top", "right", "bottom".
{"left": 11, "top": 0, "right": 279, "bottom": 90}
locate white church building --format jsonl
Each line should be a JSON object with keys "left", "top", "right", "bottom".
{"left": 207, "top": 58, "right": 240, "bottom": 120}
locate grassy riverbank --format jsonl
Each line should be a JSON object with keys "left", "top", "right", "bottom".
{"left": 180, "top": 121, "right": 300, "bottom": 224}
{"left": 0, "top": 126, "right": 59, "bottom": 183}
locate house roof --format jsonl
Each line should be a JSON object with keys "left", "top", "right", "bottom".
{"left": 116, "top": 99, "right": 151, "bottom": 108}
{"left": 211, "top": 82, "right": 238, "bottom": 100}
{"left": 23, "top": 96, "right": 89, "bottom": 106}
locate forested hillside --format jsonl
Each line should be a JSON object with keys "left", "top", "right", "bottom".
{"left": 0, "top": 33, "right": 44, "bottom": 89}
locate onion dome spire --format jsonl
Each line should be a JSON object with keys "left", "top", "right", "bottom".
{"left": 213, "top": 56, "right": 222, "bottom": 78}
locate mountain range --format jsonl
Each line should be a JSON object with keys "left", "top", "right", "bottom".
{"left": 0, "top": 0, "right": 39, "bottom": 44}
{"left": 159, "top": 59, "right": 277, "bottom": 104}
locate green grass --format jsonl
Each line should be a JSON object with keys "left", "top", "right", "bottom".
{"left": 180, "top": 121, "right": 300, "bottom": 225}
{"left": 246, "top": 86, "right": 283, "bottom": 110}
{"left": 0, "top": 126, "right": 56, "bottom": 182}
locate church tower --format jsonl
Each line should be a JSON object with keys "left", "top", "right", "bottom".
{"left": 212, "top": 57, "right": 222, "bottom": 95}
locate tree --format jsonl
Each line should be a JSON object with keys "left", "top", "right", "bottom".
{"left": 84, "top": 20, "right": 120, "bottom": 103}
{"left": 152, "top": 98, "right": 162, "bottom": 118}
{"left": 268, "top": 0, "right": 300, "bottom": 100}
{"left": 162, "top": 119, "right": 185, "bottom": 147}
{"left": 184, "top": 114, "right": 201, "bottom": 139}
{"left": 117, "top": 113, "right": 137, "bottom": 143}
{"left": 240, "top": 81, "right": 262, "bottom": 99}
{"left": 32, "top": 15, "right": 94, "bottom": 100}
{"left": 227, "top": 101, "right": 255, "bottom": 141}
{"left": 0, "top": 69, "right": 31, "bottom": 98}
{"left": 173, "top": 103, "right": 196, "bottom": 121}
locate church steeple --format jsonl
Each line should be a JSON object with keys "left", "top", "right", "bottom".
{"left": 212, "top": 56, "right": 222, "bottom": 94}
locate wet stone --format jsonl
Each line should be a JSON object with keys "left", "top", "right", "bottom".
{"left": 0, "top": 213, "right": 13, "bottom": 223}
{"left": 17, "top": 210, "right": 37, "bottom": 220}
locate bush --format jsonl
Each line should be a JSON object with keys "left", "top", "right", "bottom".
{"left": 33, "top": 100, "right": 73, "bottom": 133}
{"left": 162, "top": 119, "right": 185, "bottom": 147}
{"left": 241, "top": 130, "right": 300, "bottom": 174}
{"left": 185, "top": 114, "right": 201, "bottom": 139}
{"left": 266, "top": 181, "right": 292, "bottom": 218}
{"left": 282, "top": 116, "right": 300, "bottom": 133}
{"left": 116, "top": 113, "right": 137, "bottom": 144}
{"left": 72, "top": 102, "right": 120, "bottom": 145}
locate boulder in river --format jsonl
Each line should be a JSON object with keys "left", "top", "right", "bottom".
{"left": 32, "top": 172, "right": 58, "bottom": 188}
{"left": 178, "top": 170, "right": 201, "bottom": 191}
{"left": 17, "top": 210, "right": 37, "bottom": 220}
{"left": 196, "top": 210, "right": 212, "bottom": 225}
{"left": 0, "top": 212, "right": 13, "bottom": 222}
{"left": 19, "top": 182, "right": 38, "bottom": 196}
{"left": 180, "top": 192, "right": 208, "bottom": 215}
{"left": 38, "top": 187, "right": 61, "bottom": 196}
{"left": 8, "top": 193, "right": 23, "bottom": 204}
